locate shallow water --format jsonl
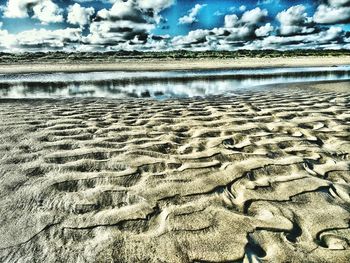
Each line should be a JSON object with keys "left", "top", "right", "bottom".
{"left": 0, "top": 66, "right": 349, "bottom": 99}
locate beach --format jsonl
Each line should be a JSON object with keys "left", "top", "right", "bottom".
{"left": 0, "top": 80, "right": 349, "bottom": 262}
{"left": 1, "top": 56, "right": 350, "bottom": 74}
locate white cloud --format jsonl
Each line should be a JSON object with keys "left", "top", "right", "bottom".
{"left": 241, "top": 7, "right": 268, "bottom": 24}
{"left": 138, "top": 0, "right": 174, "bottom": 12}
{"left": 102, "top": 0, "right": 139, "bottom": 19}
{"left": 328, "top": 0, "right": 350, "bottom": 7}
{"left": 0, "top": 28, "right": 17, "bottom": 50}
{"left": 32, "top": 0, "right": 63, "bottom": 24}
{"left": 178, "top": 4, "right": 207, "bottom": 25}
{"left": 224, "top": 14, "right": 239, "bottom": 28}
{"left": 313, "top": 4, "right": 350, "bottom": 24}
{"left": 0, "top": 27, "right": 82, "bottom": 52}
{"left": 277, "top": 5, "right": 314, "bottom": 36}
{"left": 84, "top": 0, "right": 174, "bottom": 47}
{"left": 255, "top": 23, "right": 274, "bottom": 37}
{"left": 17, "top": 28, "right": 82, "bottom": 47}
{"left": 221, "top": 27, "right": 252, "bottom": 42}
{"left": 246, "top": 26, "right": 344, "bottom": 50}
{"left": 4, "top": 0, "right": 63, "bottom": 24}
{"left": 228, "top": 6, "right": 246, "bottom": 13}
{"left": 67, "top": 3, "right": 95, "bottom": 27}
{"left": 224, "top": 8, "right": 268, "bottom": 28}
{"left": 173, "top": 8, "right": 270, "bottom": 50}
{"left": 239, "top": 5, "right": 247, "bottom": 12}
{"left": 172, "top": 25, "right": 252, "bottom": 50}
{"left": 85, "top": 19, "right": 154, "bottom": 45}
{"left": 172, "top": 29, "right": 210, "bottom": 47}
{"left": 4, "top": 0, "right": 30, "bottom": 18}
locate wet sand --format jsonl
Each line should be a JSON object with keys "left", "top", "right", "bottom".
{"left": 0, "top": 81, "right": 349, "bottom": 262}
{"left": 0, "top": 56, "right": 350, "bottom": 74}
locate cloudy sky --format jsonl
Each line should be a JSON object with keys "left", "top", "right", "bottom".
{"left": 0, "top": 0, "right": 350, "bottom": 52}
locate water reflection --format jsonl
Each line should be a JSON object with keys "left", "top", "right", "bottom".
{"left": 0, "top": 66, "right": 350, "bottom": 99}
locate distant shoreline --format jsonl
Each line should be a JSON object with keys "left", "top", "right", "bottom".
{"left": 1, "top": 56, "right": 350, "bottom": 74}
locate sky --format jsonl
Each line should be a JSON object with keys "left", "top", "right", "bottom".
{"left": 0, "top": 0, "right": 349, "bottom": 52}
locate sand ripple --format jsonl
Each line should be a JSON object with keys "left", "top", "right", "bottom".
{"left": 0, "top": 88, "right": 349, "bottom": 262}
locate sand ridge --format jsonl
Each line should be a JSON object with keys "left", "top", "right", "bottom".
{"left": 0, "top": 87, "right": 349, "bottom": 262}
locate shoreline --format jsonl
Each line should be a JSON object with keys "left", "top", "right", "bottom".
{"left": 1, "top": 56, "right": 350, "bottom": 73}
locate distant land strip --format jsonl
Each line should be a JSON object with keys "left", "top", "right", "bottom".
{"left": 1, "top": 55, "right": 350, "bottom": 74}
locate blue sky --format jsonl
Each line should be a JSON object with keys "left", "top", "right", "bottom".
{"left": 0, "top": 0, "right": 349, "bottom": 52}
{"left": 153, "top": 0, "right": 316, "bottom": 36}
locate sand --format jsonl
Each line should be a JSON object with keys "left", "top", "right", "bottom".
{"left": 0, "top": 56, "right": 350, "bottom": 73}
{"left": 0, "top": 81, "right": 349, "bottom": 262}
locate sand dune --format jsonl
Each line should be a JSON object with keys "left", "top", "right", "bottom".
{"left": 0, "top": 83, "right": 349, "bottom": 262}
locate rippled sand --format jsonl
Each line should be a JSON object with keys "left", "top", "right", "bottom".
{"left": 0, "top": 83, "right": 349, "bottom": 262}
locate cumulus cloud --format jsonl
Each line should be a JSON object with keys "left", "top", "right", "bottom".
{"left": 97, "top": 0, "right": 143, "bottom": 20}
{"left": 67, "top": 3, "right": 95, "bottom": 27}
{"left": 0, "top": 28, "right": 82, "bottom": 51}
{"left": 178, "top": 4, "right": 207, "bottom": 25}
{"left": 138, "top": 0, "right": 174, "bottom": 12}
{"left": 4, "top": 0, "right": 31, "bottom": 18}
{"left": 246, "top": 26, "right": 345, "bottom": 50}
{"left": 32, "top": 0, "right": 63, "bottom": 24}
{"left": 314, "top": 4, "right": 350, "bottom": 24}
{"left": 328, "top": 0, "right": 350, "bottom": 7}
{"left": 225, "top": 8, "right": 268, "bottom": 28}
{"left": 84, "top": 0, "right": 174, "bottom": 47}
{"left": 17, "top": 28, "right": 82, "bottom": 48}
{"left": 173, "top": 7, "right": 269, "bottom": 50}
{"left": 172, "top": 29, "right": 210, "bottom": 48}
{"left": 224, "top": 14, "right": 239, "bottom": 28}
{"left": 255, "top": 23, "right": 274, "bottom": 37}
{"left": 277, "top": 5, "right": 314, "bottom": 36}
{"left": 85, "top": 20, "right": 153, "bottom": 45}
{"left": 4, "top": 0, "right": 63, "bottom": 24}
{"left": 241, "top": 7, "right": 268, "bottom": 24}
{"left": 0, "top": 28, "right": 17, "bottom": 50}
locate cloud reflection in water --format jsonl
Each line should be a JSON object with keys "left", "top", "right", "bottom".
{"left": 0, "top": 66, "right": 350, "bottom": 99}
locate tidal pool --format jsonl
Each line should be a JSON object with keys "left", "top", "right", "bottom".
{"left": 0, "top": 66, "right": 349, "bottom": 99}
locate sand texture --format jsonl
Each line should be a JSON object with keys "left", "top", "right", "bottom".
{"left": 0, "top": 86, "right": 350, "bottom": 262}
{"left": 1, "top": 56, "right": 350, "bottom": 74}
